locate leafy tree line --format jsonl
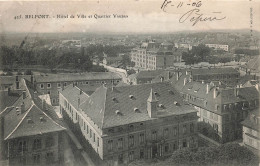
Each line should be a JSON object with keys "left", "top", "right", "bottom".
{"left": 0, "top": 44, "right": 133, "bottom": 72}
{"left": 129, "top": 143, "right": 259, "bottom": 166}
{"left": 182, "top": 44, "right": 233, "bottom": 65}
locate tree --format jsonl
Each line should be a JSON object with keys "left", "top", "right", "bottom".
{"left": 182, "top": 44, "right": 211, "bottom": 65}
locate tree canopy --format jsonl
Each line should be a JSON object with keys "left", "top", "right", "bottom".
{"left": 129, "top": 143, "right": 259, "bottom": 166}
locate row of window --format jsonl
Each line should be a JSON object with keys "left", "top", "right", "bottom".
{"left": 40, "top": 79, "right": 120, "bottom": 89}
{"left": 19, "top": 152, "right": 54, "bottom": 165}
{"left": 17, "top": 137, "right": 54, "bottom": 153}
{"left": 107, "top": 124, "right": 194, "bottom": 150}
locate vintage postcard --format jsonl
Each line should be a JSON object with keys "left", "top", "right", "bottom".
{"left": 0, "top": 0, "right": 260, "bottom": 166}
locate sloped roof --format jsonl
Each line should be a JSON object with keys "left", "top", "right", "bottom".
{"left": 136, "top": 70, "right": 164, "bottom": 79}
{"left": 168, "top": 72, "right": 259, "bottom": 115}
{"left": 3, "top": 79, "right": 66, "bottom": 140}
{"left": 5, "top": 104, "right": 65, "bottom": 140}
{"left": 0, "top": 91, "right": 21, "bottom": 113}
{"left": 60, "top": 84, "right": 91, "bottom": 109}
{"left": 241, "top": 108, "right": 260, "bottom": 131}
{"left": 34, "top": 72, "right": 121, "bottom": 83}
{"left": 79, "top": 82, "right": 196, "bottom": 129}
{"left": 246, "top": 56, "right": 260, "bottom": 72}
{"left": 191, "top": 67, "right": 239, "bottom": 75}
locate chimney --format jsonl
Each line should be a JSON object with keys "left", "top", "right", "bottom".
{"left": 0, "top": 114, "right": 4, "bottom": 160}
{"left": 160, "top": 77, "right": 164, "bottom": 82}
{"left": 22, "top": 91, "right": 26, "bottom": 99}
{"left": 78, "top": 97, "right": 80, "bottom": 108}
{"left": 176, "top": 72, "right": 179, "bottom": 81}
{"left": 33, "top": 91, "right": 37, "bottom": 99}
{"left": 255, "top": 84, "right": 259, "bottom": 91}
{"left": 21, "top": 102, "right": 25, "bottom": 114}
{"left": 184, "top": 78, "right": 187, "bottom": 86}
{"left": 147, "top": 89, "right": 158, "bottom": 118}
{"left": 42, "top": 99, "right": 46, "bottom": 111}
{"left": 189, "top": 77, "right": 192, "bottom": 82}
{"left": 80, "top": 89, "right": 83, "bottom": 95}
{"left": 206, "top": 84, "right": 209, "bottom": 94}
{"left": 15, "top": 76, "right": 19, "bottom": 89}
{"left": 213, "top": 88, "right": 217, "bottom": 98}
{"left": 234, "top": 88, "right": 239, "bottom": 96}
{"left": 202, "top": 80, "right": 205, "bottom": 84}
{"left": 186, "top": 70, "right": 188, "bottom": 75}
{"left": 30, "top": 74, "right": 34, "bottom": 83}
{"left": 72, "top": 82, "right": 75, "bottom": 87}
{"left": 8, "top": 87, "right": 11, "bottom": 96}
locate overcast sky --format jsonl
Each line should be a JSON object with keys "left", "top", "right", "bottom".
{"left": 0, "top": 0, "right": 260, "bottom": 33}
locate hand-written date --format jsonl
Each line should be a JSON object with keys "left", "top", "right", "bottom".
{"left": 161, "top": 0, "right": 226, "bottom": 26}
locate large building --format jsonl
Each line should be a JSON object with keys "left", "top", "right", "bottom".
{"left": 0, "top": 79, "right": 66, "bottom": 166}
{"left": 131, "top": 41, "right": 182, "bottom": 70}
{"left": 242, "top": 108, "right": 260, "bottom": 154}
{"left": 205, "top": 44, "right": 229, "bottom": 52}
{"left": 128, "top": 70, "right": 165, "bottom": 85}
{"left": 167, "top": 71, "right": 259, "bottom": 143}
{"left": 191, "top": 67, "right": 240, "bottom": 86}
{"left": 32, "top": 72, "right": 121, "bottom": 106}
{"left": 59, "top": 82, "right": 198, "bottom": 165}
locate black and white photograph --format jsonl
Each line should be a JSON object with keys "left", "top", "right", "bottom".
{"left": 0, "top": 0, "right": 260, "bottom": 165}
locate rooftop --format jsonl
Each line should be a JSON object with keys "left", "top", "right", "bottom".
{"left": 34, "top": 72, "right": 121, "bottom": 83}
{"left": 241, "top": 108, "right": 260, "bottom": 131}
{"left": 78, "top": 82, "right": 196, "bottom": 129}
{"left": 2, "top": 79, "right": 66, "bottom": 140}
{"left": 191, "top": 67, "right": 239, "bottom": 76}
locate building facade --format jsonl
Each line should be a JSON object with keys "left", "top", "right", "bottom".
{"left": 32, "top": 72, "right": 121, "bottom": 106}
{"left": 191, "top": 68, "right": 240, "bottom": 86}
{"left": 131, "top": 41, "right": 182, "bottom": 70}
{"left": 169, "top": 72, "right": 259, "bottom": 143}
{"left": 242, "top": 109, "right": 260, "bottom": 154}
{"left": 205, "top": 44, "right": 229, "bottom": 52}
{"left": 0, "top": 79, "right": 66, "bottom": 166}
{"left": 59, "top": 82, "right": 198, "bottom": 165}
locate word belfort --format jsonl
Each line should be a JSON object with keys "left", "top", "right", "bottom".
{"left": 57, "top": 14, "right": 128, "bottom": 19}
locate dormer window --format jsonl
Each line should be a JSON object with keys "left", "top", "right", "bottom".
{"left": 129, "top": 95, "right": 135, "bottom": 100}
{"left": 112, "top": 97, "right": 117, "bottom": 102}
{"left": 168, "top": 90, "right": 174, "bottom": 95}
{"left": 174, "top": 101, "right": 180, "bottom": 106}
{"left": 115, "top": 110, "right": 122, "bottom": 115}
{"left": 158, "top": 104, "right": 164, "bottom": 108}
{"left": 134, "top": 108, "right": 140, "bottom": 113}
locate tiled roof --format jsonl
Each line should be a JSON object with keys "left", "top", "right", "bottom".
{"left": 191, "top": 67, "right": 239, "bottom": 75}
{"left": 60, "top": 84, "right": 90, "bottom": 110}
{"left": 246, "top": 56, "right": 260, "bottom": 72}
{"left": 0, "top": 91, "right": 21, "bottom": 113}
{"left": 241, "top": 108, "right": 260, "bottom": 131}
{"left": 34, "top": 72, "right": 121, "bottom": 83}
{"left": 135, "top": 70, "right": 164, "bottom": 79}
{"left": 5, "top": 104, "right": 65, "bottom": 140}
{"left": 3, "top": 79, "right": 66, "bottom": 140}
{"left": 168, "top": 72, "right": 259, "bottom": 115}
{"left": 79, "top": 82, "right": 196, "bottom": 129}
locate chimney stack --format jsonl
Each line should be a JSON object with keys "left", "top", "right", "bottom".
{"left": 147, "top": 89, "right": 158, "bottom": 118}
{"left": 15, "top": 75, "right": 19, "bottom": 89}
{"left": 160, "top": 77, "right": 164, "bottom": 82}
{"left": 30, "top": 74, "right": 34, "bottom": 83}
{"left": 206, "top": 84, "right": 209, "bottom": 94}
{"left": 22, "top": 91, "right": 26, "bottom": 99}
{"left": 176, "top": 72, "right": 179, "bottom": 81}
{"left": 8, "top": 87, "right": 11, "bottom": 96}
{"left": 184, "top": 78, "right": 187, "bottom": 86}
{"left": 42, "top": 99, "right": 46, "bottom": 111}
{"left": 255, "top": 84, "right": 259, "bottom": 91}
{"left": 21, "top": 102, "right": 25, "bottom": 114}
{"left": 78, "top": 97, "right": 80, "bottom": 108}
{"left": 213, "top": 88, "right": 217, "bottom": 98}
